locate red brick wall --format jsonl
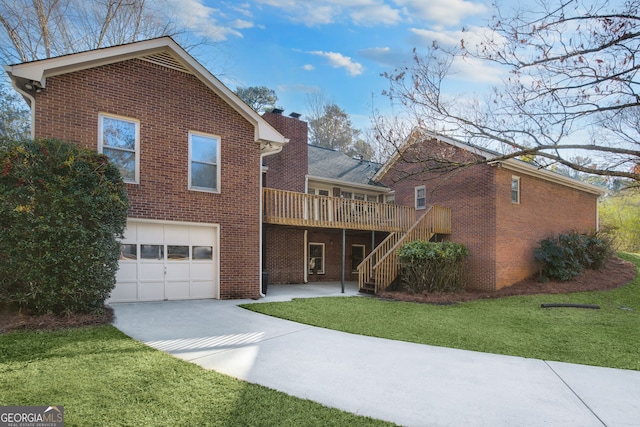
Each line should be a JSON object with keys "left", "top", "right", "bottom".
{"left": 262, "top": 112, "right": 308, "bottom": 192}
{"left": 31, "top": 59, "right": 262, "bottom": 299}
{"left": 265, "top": 226, "right": 306, "bottom": 284}
{"left": 380, "top": 137, "right": 599, "bottom": 291}
{"left": 380, "top": 138, "right": 497, "bottom": 290}
{"left": 494, "top": 167, "right": 599, "bottom": 288}
{"left": 265, "top": 227, "right": 386, "bottom": 284}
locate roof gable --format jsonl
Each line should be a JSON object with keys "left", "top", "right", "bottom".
{"left": 4, "top": 37, "right": 286, "bottom": 147}
{"left": 375, "top": 128, "right": 604, "bottom": 196}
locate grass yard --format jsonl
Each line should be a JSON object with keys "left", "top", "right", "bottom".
{"left": 243, "top": 252, "right": 640, "bottom": 371}
{"left": 0, "top": 326, "right": 394, "bottom": 427}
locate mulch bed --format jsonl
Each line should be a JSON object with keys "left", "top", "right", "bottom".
{"left": 378, "top": 256, "right": 637, "bottom": 304}
{"left": 0, "top": 305, "right": 114, "bottom": 334}
{"left": 0, "top": 257, "right": 636, "bottom": 333}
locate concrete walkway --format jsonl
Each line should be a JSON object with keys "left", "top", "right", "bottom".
{"left": 111, "top": 283, "right": 640, "bottom": 427}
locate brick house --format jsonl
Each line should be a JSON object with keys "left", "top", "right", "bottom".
{"left": 5, "top": 37, "right": 603, "bottom": 300}
{"left": 5, "top": 37, "right": 287, "bottom": 301}
{"left": 261, "top": 111, "right": 396, "bottom": 285}
{"left": 375, "top": 129, "right": 604, "bottom": 290}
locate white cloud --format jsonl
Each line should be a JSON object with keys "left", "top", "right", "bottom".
{"left": 307, "top": 50, "right": 364, "bottom": 76}
{"left": 395, "top": 0, "right": 487, "bottom": 26}
{"left": 160, "top": 0, "right": 252, "bottom": 41}
{"left": 254, "top": 0, "right": 402, "bottom": 26}
{"left": 408, "top": 27, "right": 507, "bottom": 84}
{"left": 409, "top": 25, "right": 500, "bottom": 51}
{"left": 232, "top": 19, "right": 254, "bottom": 29}
{"left": 302, "top": 64, "right": 315, "bottom": 71}
{"left": 359, "top": 46, "right": 408, "bottom": 68}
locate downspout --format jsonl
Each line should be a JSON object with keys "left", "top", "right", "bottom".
{"left": 9, "top": 78, "right": 37, "bottom": 138}
{"left": 259, "top": 143, "right": 284, "bottom": 297}
{"left": 304, "top": 230, "right": 309, "bottom": 283}
{"left": 304, "top": 174, "right": 309, "bottom": 283}
{"left": 259, "top": 155, "right": 267, "bottom": 297}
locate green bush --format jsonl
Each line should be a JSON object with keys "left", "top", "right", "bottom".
{"left": 0, "top": 138, "right": 128, "bottom": 314}
{"left": 533, "top": 231, "right": 614, "bottom": 282}
{"left": 397, "top": 241, "right": 469, "bottom": 293}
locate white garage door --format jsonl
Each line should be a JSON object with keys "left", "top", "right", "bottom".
{"left": 109, "top": 220, "right": 219, "bottom": 302}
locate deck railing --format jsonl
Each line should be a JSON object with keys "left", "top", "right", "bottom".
{"left": 358, "top": 205, "right": 452, "bottom": 293}
{"left": 263, "top": 188, "right": 416, "bottom": 232}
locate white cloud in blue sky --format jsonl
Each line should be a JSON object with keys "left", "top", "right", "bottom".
{"left": 307, "top": 51, "right": 364, "bottom": 76}
{"left": 165, "top": 0, "right": 501, "bottom": 128}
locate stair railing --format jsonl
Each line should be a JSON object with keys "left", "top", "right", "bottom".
{"left": 357, "top": 232, "right": 400, "bottom": 291}
{"left": 369, "top": 205, "right": 452, "bottom": 293}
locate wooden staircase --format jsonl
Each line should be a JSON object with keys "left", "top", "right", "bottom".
{"left": 357, "top": 205, "right": 451, "bottom": 294}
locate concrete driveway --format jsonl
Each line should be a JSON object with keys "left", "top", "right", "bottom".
{"left": 112, "top": 283, "right": 640, "bottom": 427}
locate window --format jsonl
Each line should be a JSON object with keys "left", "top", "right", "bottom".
{"left": 511, "top": 176, "right": 520, "bottom": 204}
{"left": 167, "top": 245, "right": 189, "bottom": 260}
{"left": 415, "top": 186, "right": 426, "bottom": 209}
{"left": 140, "top": 245, "right": 164, "bottom": 260}
{"left": 308, "top": 243, "right": 325, "bottom": 274}
{"left": 308, "top": 187, "right": 330, "bottom": 196}
{"left": 98, "top": 114, "right": 139, "bottom": 183}
{"left": 351, "top": 245, "right": 365, "bottom": 272}
{"left": 193, "top": 246, "right": 213, "bottom": 260}
{"left": 189, "top": 132, "right": 220, "bottom": 192}
{"left": 120, "top": 244, "right": 137, "bottom": 260}
{"left": 367, "top": 195, "right": 379, "bottom": 203}
{"left": 340, "top": 191, "right": 352, "bottom": 199}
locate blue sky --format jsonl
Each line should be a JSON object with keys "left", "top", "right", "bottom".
{"left": 161, "top": 0, "right": 517, "bottom": 130}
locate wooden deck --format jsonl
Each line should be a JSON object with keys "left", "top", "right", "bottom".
{"left": 263, "top": 187, "right": 417, "bottom": 232}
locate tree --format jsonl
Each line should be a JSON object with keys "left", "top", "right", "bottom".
{"left": 307, "top": 93, "right": 374, "bottom": 159}
{"left": 377, "top": 0, "right": 640, "bottom": 186}
{"left": 0, "top": 82, "right": 29, "bottom": 140}
{"left": 234, "top": 86, "right": 278, "bottom": 112}
{"left": 0, "top": 0, "right": 179, "bottom": 64}
{"left": 0, "top": 138, "right": 129, "bottom": 314}
{"left": 599, "top": 190, "right": 640, "bottom": 252}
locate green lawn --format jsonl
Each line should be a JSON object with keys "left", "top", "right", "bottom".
{"left": 0, "top": 326, "right": 394, "bottom": 427}
{"left": 243, "top": 252, "right": 640, "bottom": 371}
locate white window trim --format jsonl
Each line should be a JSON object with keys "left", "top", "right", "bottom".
{"left": 415, "top": 185, "right": 426, "bottom": 210}
{"left": 308, "top": 242, "right": 325, "bottom": 274}
{"left": 511, "top": 176, "right": 521, "bottom": 204}
{"left": 188, "top": 131, "right": 221, "bottom": 194}
{"left": 98, "top": 113, "right": 140, "bottom": 184}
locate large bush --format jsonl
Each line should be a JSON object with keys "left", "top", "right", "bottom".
{"left": 533, "top": 231, "right": 614, "bottom": 282}
{"left": 397, "top": 241, "right": 469, "bottom": 293}
{"left": 0, "top": 138, "right": 128, "bottom": 314}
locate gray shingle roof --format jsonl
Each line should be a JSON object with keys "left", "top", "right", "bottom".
{"left": 307, "top": 145, "right": 383, "bottom": 186}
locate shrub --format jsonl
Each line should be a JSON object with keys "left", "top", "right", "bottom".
{"left": 533, "top": 231, "right": 614, "bottom": 282}
{"left": 0, "top": 138, "right": 129, "bottom": 314}
{"left": 397, "top": 241, "right": 469, "bottom": 293}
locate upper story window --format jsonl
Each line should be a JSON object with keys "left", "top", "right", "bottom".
{"left": 415, "top": 185, "right": 426, "bottom": 210}
{"left": 189, "top": 132, "right": 220, "bottom": 193}
{"left": 98, "top": 113, "right": 139, "bottom": 184}
{"left": 511, "top": 176, "right": 520, "bottom": 204}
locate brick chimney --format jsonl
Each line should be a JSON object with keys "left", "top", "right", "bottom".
{"left": 262, "top": 110, "right": 308, "bottom": 192}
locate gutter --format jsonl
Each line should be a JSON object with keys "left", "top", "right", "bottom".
{"left": 489, "top": 159, "right": 605, "bottom": 196}
{"left": 306, "top": 174, "right": 393, "bottom": 193}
